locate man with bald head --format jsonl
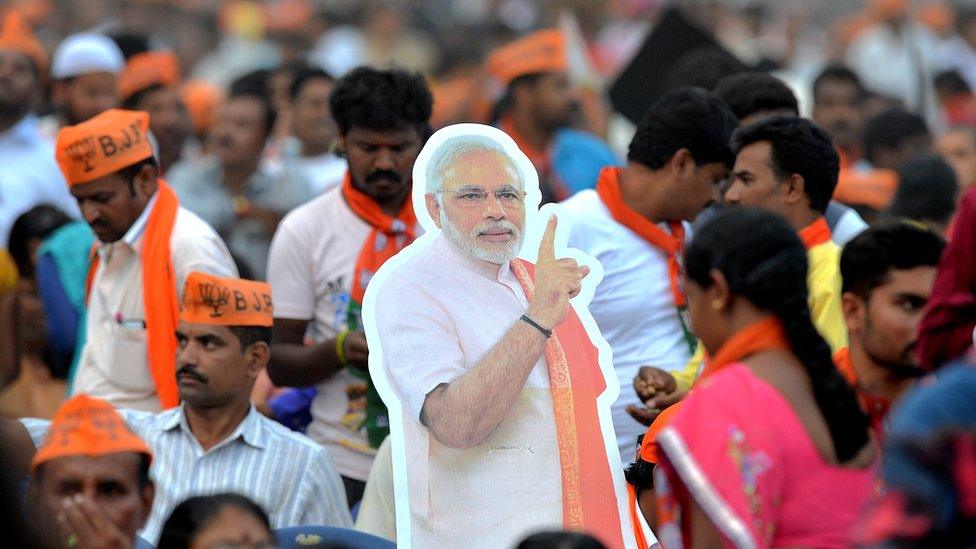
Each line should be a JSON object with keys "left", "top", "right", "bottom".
{"left": 371, "top": 128, "right": 626, "bottom": 548}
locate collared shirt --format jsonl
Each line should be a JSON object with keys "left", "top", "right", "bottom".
{"left": 21, "top": 405, "right": 353, "bottom": 544}
{"left": 167, "top": 155, "right": 313, "bottom": 279}
{"left": 72, "top": 199, "right": 236, "bottom": 411}
{"left": 0, "top": 114, "right": 79, "bottom": 244}
{"left": 561, "top": 189, "right": 694, "bottom": 460}
{"left": 373, "top": 234, "right": 561, "bottom": 548}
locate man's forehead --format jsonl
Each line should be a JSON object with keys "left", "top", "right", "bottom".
{"left": 347, "top": 126, "right": 419, "bottom": 144}
{"left": 177, "top": 320, "right": 234, "bottom": 340}
{"left": 69, "top": 172, "right": 127, "bottom": 197}
{"left": 41, "top": 453, "right": 142, "bottom": 481}
{"left": 0, "top": 48, "right": 34, "bottom": 68}
{"left": 445, "top": 149, "right": 520, "bottom": 181}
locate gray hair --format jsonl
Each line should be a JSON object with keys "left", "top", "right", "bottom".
{"left": 424, "top": 134, "right": 523, "bottom": 195}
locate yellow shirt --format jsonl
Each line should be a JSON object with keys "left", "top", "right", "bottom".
{"left": 671, "top": 240, "right": 848, "bottom": 392}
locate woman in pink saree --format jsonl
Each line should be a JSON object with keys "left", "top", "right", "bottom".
{"left": 654, "top": 208, "right": 877, "bottom": 548}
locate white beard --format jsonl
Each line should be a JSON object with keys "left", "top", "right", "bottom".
{"left": 440, "top": 209, "right": 523, "bottom": 264}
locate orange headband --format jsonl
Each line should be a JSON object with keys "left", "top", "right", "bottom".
{"left": 181, "top": 272, "right": 273, "bottom": 327}
{"left": 486, "top": 29, "right": 568, "bottom": 86}
{"left": 118, "top": 50, "right": 181, "bottom": 102}
{"left": 0, "top": 10, "right": 47, "bottom": 73}
{"left": 55, "top": 109, "right": 153, "bottom": 186}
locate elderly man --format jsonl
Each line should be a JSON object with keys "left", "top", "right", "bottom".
{"left": 25, "top": 395, "right": 155, "bottom": 549}
{"left": 370, "top": 129, "right": 626, "bottom": 548}
{"left": 11, "top": 272, "right": 351, "bottom": 544}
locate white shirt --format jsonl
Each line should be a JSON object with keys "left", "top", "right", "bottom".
{"left": 266, "top": 187, "right": 375, "bottom": 480}
{"left": 373, "top": 235, "right": 562, "bottom": 548}
{"left": 72, "top": 197, "right": 236, "bottom": 411}
{"left": 354, "top": 435, "right": 396, "bottom": 542}
{"left": 0, "top": 114, "right": 79, "bottom": 245}
{"left": 562, "top": 190, "right": 694, "bottom": 460}
{"left": 21, "top": 405, "right": 352, "bottom": 544}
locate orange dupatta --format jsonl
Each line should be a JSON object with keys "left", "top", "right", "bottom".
{"left": 341, "top": 173, "right": 416, "bottom": 304}
{"left": 627, "top": 484, "right": 650, "bottom": 549}
{"left": 84, "top": 180, "right": 181, "bottom": 408}
{"left": 511, "top": 259, "right": 626, "bottom": 548}
{"left": 641, "top": 317, "right": 790, "bottom": 463}
{"left": 798, "top": 217, "right": 832, "bottom": 250}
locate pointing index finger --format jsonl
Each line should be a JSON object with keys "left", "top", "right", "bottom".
{"left": 538, "top": 214, "right": 557, "bottom": 262}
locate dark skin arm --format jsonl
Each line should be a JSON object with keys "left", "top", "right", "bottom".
{"left": 0, "top": 415, "right": 37, "bottom": 475}
{"left": 689, "top": 498, "right": 726, "bottom": 549}
{"left": 266, "top": 318, "right": 369, "bottom": 387}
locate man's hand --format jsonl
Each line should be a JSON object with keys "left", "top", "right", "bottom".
{"left": 58, "top": 494, "right": 132, "bottom": 549}
{"left": 626, "top": 366, "right": 686, "bottom": 426}
{"left": 527, "top": 215, "right": 590, "bottom": 330}
{"left": 343, "top": 331, "right": 369, "bottom": 372}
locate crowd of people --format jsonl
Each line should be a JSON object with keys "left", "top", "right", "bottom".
{"left": 0, "top": 0, "right": 974, "bottom": 548}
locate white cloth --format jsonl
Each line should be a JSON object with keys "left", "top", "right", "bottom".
{"left": 354, "top": 436, "right": 396, "bottom": 542}
{"left": 373, "top": 234, "right": 562, "bottom": 548}
{"left": 51, "top": 33, "right": 125, "bottom": 79}
{"left": 71, "top": 198, "right": 236, "bottom": 411}
{"left": 291, "top": 152, "right": 346, "bottom": 195}
{"left": 561, "top": 190, "right": 694, "bottom": 460}
{"left": 21, "top": 404, "right": 352, "bottom": 544}
{"left": 0, "top": 115, "right": 78, "bottom": 245}
{"left": 266, "top": 187, "right": 375, "bottom": 480}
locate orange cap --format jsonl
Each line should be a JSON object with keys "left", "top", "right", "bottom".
{"left": 180, "top": 272, "right": 273, "bottom": 327}
{"left": 263, "top": 0, "right": 312, "bottom": 32}
{"left": 119, "top": 50, "right": 181, "bottom": 102}
{"left": 55, "top": 109, "right": 153, "bottom": 186}
{"left": 181, "top": 80, "right": 223, "bottom": 135}
{"left": 486, "top": 29, "right": 568, "bottom": 86}
{"left": 0, "top": 10, "right": 47, "bottom": 73}
{"left": 638, "top": 404, "right": 682, "bottom": 464}
{"left": 31, "top": 395, "right": 152, "bottom": 473}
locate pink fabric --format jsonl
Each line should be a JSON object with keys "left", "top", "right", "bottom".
{"left": 656, "top": 364, "right": 876, "bottom": 548}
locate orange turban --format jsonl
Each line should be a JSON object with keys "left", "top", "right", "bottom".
{"left": 119, "top": 51, "right": 181, "bottom": 102}
{"left": 486, "top": 29, "right": 568, "bottom": 86}
{"left": 0, "top": 10, "right": 47, "bottom": 73}
{"left": 31, "top": 395, "right": 152, "bottom": 473}
{"left": 55, "top": 109, "right": 153, "bottom": 186}
{"left": 180, "top": 272, "right": 273, "bottom": 327}
{"left": 181, "top": 80, "right": 222, "bottom": 135}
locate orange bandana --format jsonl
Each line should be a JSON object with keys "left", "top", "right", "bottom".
{"left": 118, "top": 51, "right": 180, "bottom": 102}
{"left": 0, "top": 10, "right": 46, "bottom": 73}
{"left": 181, "top": 272, "right": 273, "bottom": 327}
{"left": 834, "top": 347, "right": 891, "bottom": 439}
{"left": 486, "top": 29, "right": 568, "bottom": 86}
{"left": 342, "top": 173, "right": 416, "bottom": 304}
{"left": 181, "top": 80, "right": 222, "bottom": 135}
{"left": 31, "top": 395, "right": 153, "bottom": 473}
{"left": 798, "top": 216, "right": 832, "bottom": 250}
{"left": 55, "top": 109, "right": 153, "bottom": 186}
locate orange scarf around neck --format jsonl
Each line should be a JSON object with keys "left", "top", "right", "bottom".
{"left": 510, "top": 259, "right": 625, "bottom": 548}
{"left": 85, "top": 179, "right": 181, "bottom": 408}
{"left": 341, "top": 173, "right": 416, "bottom": 303}
{"left": 596, "top": 167, "right": 686, "bottom": 308}
{"left": 798, "top": 217, "right": 832, "bottom": 250}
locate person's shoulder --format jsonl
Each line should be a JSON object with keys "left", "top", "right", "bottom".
{"left": 560, "top": 189, "right": 609, "bottom": 227}
{"left": 172, "top": 205, "right": 223, "bottom": 241}
{"left": 278, "top": 187, "right": 346, "bottom": 232}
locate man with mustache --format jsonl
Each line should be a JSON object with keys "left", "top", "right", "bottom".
{"left": 58, "top": 108, "right": 235, "bottom": 412}
{"left": 266, "top": 66, "right": 431, "bottom": 507}
{"left": 9, "top": 272, "right": 351, "bottom": 545}
{"left": 837, "top": 223, "right": 945, "bottom": 438}
{"left": 168, "top": 73, "right": 313, "bottom": 279}
{"left": 371, "top": 128, "right": 626, "bottom": 547}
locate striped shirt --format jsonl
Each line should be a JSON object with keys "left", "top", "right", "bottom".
{"left": 21, "top": 405, "right": 352, "bottom": 543}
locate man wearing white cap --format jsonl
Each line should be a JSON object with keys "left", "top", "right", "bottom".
{"left": 43, "top": 32, "right": 124, "bottom": 133}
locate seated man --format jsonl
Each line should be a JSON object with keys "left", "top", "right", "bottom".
{"left": 10, "top": 273, "right": 351, "bottom": 543}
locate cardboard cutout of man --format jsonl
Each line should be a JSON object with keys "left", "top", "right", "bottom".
{"left": 363, "top": 124, "right": 634, "bottom": 548}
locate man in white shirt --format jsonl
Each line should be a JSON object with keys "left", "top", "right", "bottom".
{"left": 561, "top": 88, "right": 738, "bottom": 459}
{"left": 369, "top": 127, "right": 628, "bottom": 548}
{"left": 0, "top": 11, "right": 78, "bottom": 245}
{"left": 11, "top": 272, "right": 351, "bottom": 544}
{"left": 281, "top": 66, "right": 346, "bottom": 194}
{"left": 266, "top": 67, "right": 431, "bottom": 506}
{"left": 56, "top": 108, "right": 236, "bottom": 412}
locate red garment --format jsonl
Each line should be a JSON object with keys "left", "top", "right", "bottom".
{"left": 833, "top": 348, "right": 891, "bottom": 440}
{"left": 918, "top": 185, "right": 976, "bottom": 370}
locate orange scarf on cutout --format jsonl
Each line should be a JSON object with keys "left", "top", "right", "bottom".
{"left": 798, "top": 217, "right": 832, "bottom": 250}
{"left": 342, "top": 173, "right": 417, "bottom": 303}
{"left": 641, "top": 317, "right": 790, "bottom": 464}
{"left": 510, "top": 259, "right": 625, "bottom": 548}
{"left": 85, "top": 179, "right": 181, "bottom": 408}
{"left": 596, "top": 167, "right": 687, "bottom": 308}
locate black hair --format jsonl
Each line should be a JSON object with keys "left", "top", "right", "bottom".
{"left": 228, "top": 70, "right": 277, "bottom": 136}
{"left": 731, "top": 116, "right": 839, "bottom": 214}
{"left": 862, "top": 108, "right": 930, "bottom": 165}
{"left": 8, "top": 205, "right": 73, "bottom": 278}
{"left": 289, "top": 66, "right": 334, "bottom": 101}
{"left": 686, "top": 207, "right": 871, "bottom": 462}
{"left": 157, "top": 493, "right": 271, "bottom": 549}
{"left": 812, "top": 64, "right": 865, "bottom": 100}
{"left": 117, "top": 157, "right": 160, "bottom": 190}
{"left": 888, "top": 154, "right": 959, "bottom": 226}
{"left": 666, "top": 47, "right": 745, "bottom": 92}
{"left": 623, "top": 434, "right": 654, "bottom": 490}
{"left": 228, "top": 326, "right": 273, "bottom": 352}
{"left": 516, "top": 531, "right": 606, "bottom": 549}
{"left": 627, "top": 87, "right": 738, "bottom": 170}
{"left": 713, "top": 71, "right": 799, "bottom": 122}
{"left": 841, "top": 222, "right": 946, "bottom": 299}
{"left": 935, "top": 70, "right": 972, "bottom": 97}
{"left": 328, "top": 66, "right": 432, "bottom": 135}
{"left": 107, "top": 32, "right": 149, "bottom": 60}
{"left": 489, "top": 72, "right": 545, "bottom": 122}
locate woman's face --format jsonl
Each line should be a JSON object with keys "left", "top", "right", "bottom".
{"left": 189, "top": 506, "right": 275, "bottom": 549}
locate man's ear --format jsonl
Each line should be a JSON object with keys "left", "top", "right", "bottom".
{"left": 335, "top": 134, "right": 347, "bottom": 158}
{"left": 244, "top": 341, "right": 270, "bottom": 378}
{"left": 668, "top": 148, "right": 695, "bottom": 180}
{"left": 425, "top": 193, "right": 442, "bottom": 229}
{"left": 139, "top": 481, "right": 155, "bottom": 526}
{"left": 841, "top": 292, "right": 866, "bottom": 333}
{"left": 781, "top": 173, "right": 807, "bottom": 207}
